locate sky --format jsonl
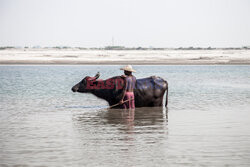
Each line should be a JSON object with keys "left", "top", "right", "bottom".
{"left": 0, "top": 0, "right": 250, "bottom": 48}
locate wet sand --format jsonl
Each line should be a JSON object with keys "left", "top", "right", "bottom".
{"left": 0, "top": 48, "right": 250, "bottom": 65}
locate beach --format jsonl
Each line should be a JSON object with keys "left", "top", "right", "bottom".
{"left": 1, "top": 48, "right": 250, "bottom": 65}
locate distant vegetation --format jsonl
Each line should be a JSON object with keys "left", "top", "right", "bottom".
{"left": 0, "top": 46, "right": 15, "bottom": 50}
{"left": 104, "top": 46, "right": 125, "bottom": 50}
{"left": 0, "top": 46, "right": 249, "bottom": 50}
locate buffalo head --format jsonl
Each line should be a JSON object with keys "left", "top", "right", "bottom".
{"left": 71, "top": 72, "right": 100, "bottom": 93}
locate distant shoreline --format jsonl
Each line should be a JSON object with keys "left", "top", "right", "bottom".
{"left": 1, "top": 60, "right": 250, "bottom": 65}
{"left": 1, "top": 46, "right": 250, "bottom": 51}
{"left": 1, "top": 49, "right": 250, "bottom": 65}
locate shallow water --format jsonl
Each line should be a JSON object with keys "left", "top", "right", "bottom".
{"left": 0, "top": 65, "right": 250, "bottom": 166}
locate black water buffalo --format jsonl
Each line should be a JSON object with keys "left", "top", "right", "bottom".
{"left": 71, "top": 72, "right": 168, "bottom": 108}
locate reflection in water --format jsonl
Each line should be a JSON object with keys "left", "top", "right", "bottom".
{"left": 103, "top": 107, "right": 168, "bottom": 142}
{"left": 73, "top": 107, "right": 168, "bottom": 133}
{"left": 104, "top": 107, "right": 168, "bottom": 127}
{"left": 72, "top": 107, "right": 168, "bottom": 150}
{"left": 71, "top": 107, "right": 169, "bottom": 166}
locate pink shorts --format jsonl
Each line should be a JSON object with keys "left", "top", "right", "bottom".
{"left": 123, "top": 92, "right": 135, "bottom": 109}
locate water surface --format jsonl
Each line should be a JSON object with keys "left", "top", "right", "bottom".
{"left": 0, "top": 65, "right": 250, "bottom": 166}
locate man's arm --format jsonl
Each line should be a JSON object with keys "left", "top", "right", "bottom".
{"left": 119, "top": 76, "right": 127, "bottom": 104}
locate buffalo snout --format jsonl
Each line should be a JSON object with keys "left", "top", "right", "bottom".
{"left": 71, "top": 85, "right": 78, "bottom": 92}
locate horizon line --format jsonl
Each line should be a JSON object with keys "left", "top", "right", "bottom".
{"left": 1, "top": 45, "right": 250, "bottom": 49}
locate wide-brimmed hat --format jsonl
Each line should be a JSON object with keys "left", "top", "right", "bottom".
{"left": 120, "top": 65, "right": 136, "bottom": 72}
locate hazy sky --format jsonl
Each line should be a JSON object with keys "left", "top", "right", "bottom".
{"left": 0, "top": 0, "right": 250, "bottom": 47}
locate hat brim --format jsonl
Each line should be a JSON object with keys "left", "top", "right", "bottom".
{"left": 120, "top": 68, "right": 136, "bottom": 72}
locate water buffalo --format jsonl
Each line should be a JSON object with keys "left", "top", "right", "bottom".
{"left": 71, "top": 72, "right": 168, "bottom": 108}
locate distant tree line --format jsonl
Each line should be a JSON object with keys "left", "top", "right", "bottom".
{"left": 0, "top": 46, "right": 15, "bottom": 50}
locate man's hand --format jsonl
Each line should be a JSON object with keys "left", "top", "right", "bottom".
{"left": 119, "top": 100, "right": 124, "bottom": 104}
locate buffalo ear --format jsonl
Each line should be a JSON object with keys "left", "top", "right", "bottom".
{"left": 94, "top": 72, "right": 100, "bottom": 79}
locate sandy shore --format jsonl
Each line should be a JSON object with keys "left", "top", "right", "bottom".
{"left": 0, "top": 49, "right": 250, "bottom": 65}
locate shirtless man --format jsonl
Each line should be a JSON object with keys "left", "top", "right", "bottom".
{"left": 119, "top": 65, "right": 136, "bottom": 109}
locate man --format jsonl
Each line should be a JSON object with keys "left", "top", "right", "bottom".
{"left": 119, "top": 65, "right": 136, "bottom": 109}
